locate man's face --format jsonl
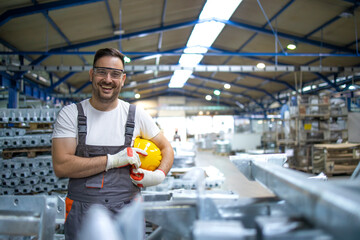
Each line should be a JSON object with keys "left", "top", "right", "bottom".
{"left": 89, "top": 56, "right": 126, "bottom": 104}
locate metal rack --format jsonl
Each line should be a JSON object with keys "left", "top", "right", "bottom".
{"left": 0, "top": 108, "right": 67, "bottom": 195}
{"left": 0, "top": 195, "right": 59, "bottom": 240}
{"left": 276, "top": 95, "right": 350, "bottom": 173}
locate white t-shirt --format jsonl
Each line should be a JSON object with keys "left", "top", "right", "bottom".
{"left": 52, "top": 99, "right": 160, "bottom": 146}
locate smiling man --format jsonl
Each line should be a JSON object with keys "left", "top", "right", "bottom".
{"left": 51, "top": 48, "right": 174, "bottom": 240}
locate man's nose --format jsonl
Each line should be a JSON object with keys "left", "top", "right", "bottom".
{"left": 104, "top": 72, "right": 112, "bottom": 81}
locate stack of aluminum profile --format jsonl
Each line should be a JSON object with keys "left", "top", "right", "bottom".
{"left": 0, "top": 155, "right": 68, "bottom": 195}
{"left": 0, "top": 108, "right": 59, "bottom": 124}
{"left": 0, "top": 109, "right": 59, "bottom": 149}
{"left": 0, "top": 108, "right": 67, "bottom": 195}
{"left": 0, "top": 132, "right": 52, "bottom": 148}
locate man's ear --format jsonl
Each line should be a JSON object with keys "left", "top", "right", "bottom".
{"left": 89, "top": 69, "right": 93, "bottom": 82}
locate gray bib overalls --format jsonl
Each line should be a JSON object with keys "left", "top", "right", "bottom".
{"left": 64, "top": 103, "right": 139, "bottom": 239}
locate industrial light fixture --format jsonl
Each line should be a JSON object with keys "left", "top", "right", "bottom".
{"left": 141, "top": 54, "right": 161, "bottom": 61}
{"left": 169, "top": 0, "right": 243, "bottom": 88}
{"left": 214, "top": 89, "right": 221, "bottom": 96}
{"left": 286, "top": 43, "right": 297, "bottom": 50}
{"left": 339, "top": 10, "right": 353, "bottom": 18}
{"left": 224, "top": 83, "right": 231, "bottom": 89}
{"left": 124, "top": 56, "right": 131, "bottom": 63}
{"left": 134, "top": 93, "right": 140, "bottom": 99}
{"left": 168, "top": 70, "right": 192, "bottom": 88}
{"left": 113, "top": 29, "right": 125, "bottom": 35}
{"left": 256, "top": 62, "right": 266, "bottom": 69}
{"left": 349, "top": 84, "right": 360, "bottom": 90}
{"left": 205, "top": 95, "right": 212, "bottom": 101}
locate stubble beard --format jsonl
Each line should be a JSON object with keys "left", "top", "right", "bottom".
{"left": 92, "top": 80, "right": 120, "bottom": 104}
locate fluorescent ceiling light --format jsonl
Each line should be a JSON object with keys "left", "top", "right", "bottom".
{"left": 187, "top": 21, "right": 225, "bottom": 48}
{"left": 348, "top": 84, "right": 360, "bottom": 90}
{"left": 303, "top": 86, "right": 311, "bottom": 92}
{"left": 205, "top": 95, "right": 212, "bottom": 101}
{"left": 179, "top": 54, "right": 204, "bottom": 67}
{"left": 184, "top": 46, "right": 208, "bottom": 54}
{"left": 256, "top": 62, "right": 266, "bottom": 69}
{"left": 224, "top": 83, "right": 231, "bottom": 89}
{"left": 114, "top": 29, "right": 125, "bottom": 35}
{"left": 124, "top": 56, "right": 131, "bottom": 63}
{"left": 135, "top": 93, "right": 140, "bottom": 99}
{"left": 169, "top": 0, "right": 243, "bottom": 88}
{"left": 168, "top": 70, "right": 192, "bottom": 88}
{"left": 286, "top": 43, "right": 296, "bottom": 50}
{"left": 141, "top": 54, "right": 161, "bottom": 61}
{"left": 143, "top": 70, "right": 154, "bottom": 74}
{"left": 199, "top": 0, "right": 242, "bottom": 19}
{"left": 148, "top": 76, "right": 170, "bottom": 84}
{"left": 214, "top": 89, "right": 221, "bottom": 96}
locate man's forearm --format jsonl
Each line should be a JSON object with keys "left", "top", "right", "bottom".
{"left": 53, "top": 154, "right": 107, "bottom": 178}
{"left": 157, "top": 146, "right": 174, "bottom": 174}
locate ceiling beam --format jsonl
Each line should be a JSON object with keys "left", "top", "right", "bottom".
{"left": 305, "top": 4, "right": 359, "bottom": 38}
{"left": 3, "top": 50, "right": 358, "bottom": 58}
{"left": 239, "top": 73, "right": 295, "bottom": 91}
{"left": 75, "top": 81, "right": 91, "bottom": 94}
{"left": 104, "top": 0, "right": 116, "bottom": 31}
{"left": 0, "top": 39, "right": 34, "bottom": 62}
{"left": 130, "top": 81, "right": 237, "bottom": 107}
{"left": 129, "top": 77, "right": 263, "bottom": 109}
{"left": 303, "top": 74, "right": 360, "bottom": 94}
{"left": 191, "top": 74, "right": 281, "bottom": 104}
{"left": 2, "top": 64, "right": 355, "bottom": 73}
{"left": 25, "top": 16, "right": 357, "bottom": 65}
{"left": 228, "top": 0, "right": 295, "bottom": 61}
{"left": 185, "top": 82, "right": 265, "bottom": 110}
{"left": 158, "top": 0, "right": 168, "bottom": 50}
{"left": 31, "top": 0, "right": 88, "bottom": 65}
{"left": 218, "top": 18, "right": 356, "bottom": 54}
{"left": 48, "top": 72, "right": 76, "bottom": 91}
{"left": 29, "top": 18, "right": 201, "bottom": 65}
{"left": 0, "top": 0, "right": 102, "bottom": 27}
{"left": 136, "top": 88, "right": 237, "bottom": 109}
{"left": 341, "top": 0, "right": 360, "bottom": 6}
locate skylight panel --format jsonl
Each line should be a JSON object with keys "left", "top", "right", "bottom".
{"left": 169, "top": 0, "right": 242, "bottom": 88}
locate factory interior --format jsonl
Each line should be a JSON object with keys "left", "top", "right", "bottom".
{"left": 1, "top": 0, "right": 360, "bottom": 239}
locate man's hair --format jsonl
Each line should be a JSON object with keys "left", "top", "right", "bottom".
{"left": 93, "top": 48, "right": 125, "bottom": 67}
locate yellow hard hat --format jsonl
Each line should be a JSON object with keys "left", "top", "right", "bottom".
{"left": 133, "top": 137, "right": 162, "bottom": 171}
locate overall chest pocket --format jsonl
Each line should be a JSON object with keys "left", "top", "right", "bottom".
{"left": 83, "top": 145, "right": 124, "bottom": 189}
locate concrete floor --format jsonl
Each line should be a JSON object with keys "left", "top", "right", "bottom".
{"left": 194, "top": 150, "right": 274, "bottom": 198}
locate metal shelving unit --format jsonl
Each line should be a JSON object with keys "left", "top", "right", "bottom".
{"left": 276, "top": 94, "right": 351, "bottom": 173}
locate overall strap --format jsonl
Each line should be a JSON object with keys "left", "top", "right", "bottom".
{"left": 124, "top": 104, "right": 136, "bottom": 146}
{"left": 76, "top": 103, "right": 87, "bottom": 145}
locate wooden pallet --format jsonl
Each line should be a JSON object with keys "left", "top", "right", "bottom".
{"left": 2, "top": 147, "right": 51, "bottom": 159}
{"left": 0, "top": 122, "right": 53, "bottom": 130}
{"left": 29, "top": 122, "right": 53, "bottom": 130}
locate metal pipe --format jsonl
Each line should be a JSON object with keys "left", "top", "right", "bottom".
{"left": 230, "top": 156, "right": 360, "bottom": 240}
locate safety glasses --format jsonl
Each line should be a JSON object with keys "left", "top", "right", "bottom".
{"left": 93, "top": 67, "right": 125, "bottom": 79}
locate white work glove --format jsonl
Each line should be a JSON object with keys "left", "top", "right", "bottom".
{"left": 106, "top": 147, "right": 147, "bottom": 171}
{"left": 130, "top": 168, "right": 166, "bottom": 187}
